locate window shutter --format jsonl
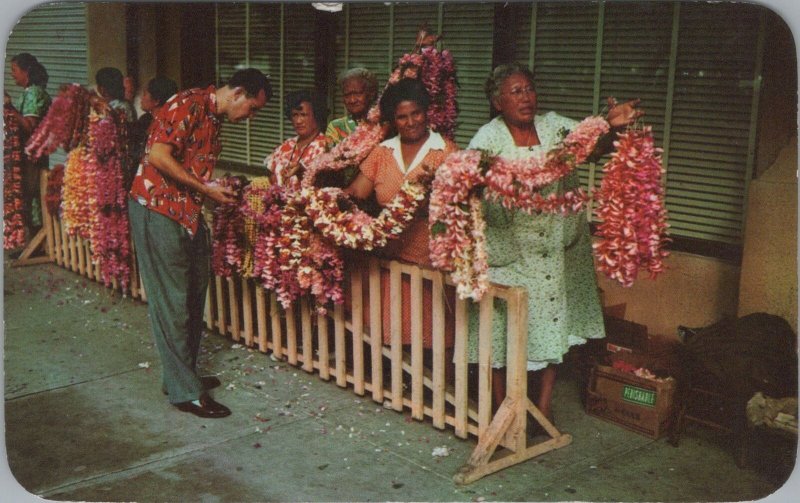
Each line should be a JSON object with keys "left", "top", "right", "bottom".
{"left": 440, "top": 2, "right": 494, "bottom": 146}
{"left": 216, "top": 3, "right": 249, "bottom": 167}
{"left": 248, "top": 2, "right": 283, "bottom": 166}
{"left": 5, "top": 2, "right": 88, "bottom": 167}
{"left": 282, "top": 3, "right": 317, "bottom": 144}
{"left": 667, "top": 2, "right": 761, "bottom": 243}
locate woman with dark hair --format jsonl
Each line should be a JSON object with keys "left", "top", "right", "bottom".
{"left": 466, "top": 63, "right": 642, "bottom": 430}
{"left": 128, "top": 77, "right": 178, "bottom": 188}
{"left": 263, "top": 89, "right": 328, "bottom": 189}
{"left": 95, "top": 66, "right": 136, "bottom": 122}
{"left": 4, "top": 52, "right": 52, "bottom": 238}
{"left": 347, "top": 78, "right": 459, "bottom": 351}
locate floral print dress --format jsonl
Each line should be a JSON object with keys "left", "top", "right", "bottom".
{"left": 467, "top": 112, "right": 605, "bottom": 370}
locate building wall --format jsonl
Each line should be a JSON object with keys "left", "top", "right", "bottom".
{"left": 738, "top": 138, "right": 798, "bottom": 332}
{"left": 86, "top": 3, "right": 127, "bottom": 83}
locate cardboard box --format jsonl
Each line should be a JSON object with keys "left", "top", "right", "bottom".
{"left": 586, "top": 364, "right": 677, "bottom": 439}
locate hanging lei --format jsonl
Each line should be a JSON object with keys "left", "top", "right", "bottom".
{"left": 592, "top": 126, "right": 670, "bottom": 287}
{"left": 45, "top": 163, "right": 65, "bottom": 217}
{"left": 89, "top": 111, "right": 132, "bottom": 289}
{"left": 26, "top": 83, "right": 91, "bottom": 160}
{"left": 210, "top": 175, "right": 248, "bottom": 278}
{"left": 3, "top": 104, "right": 26, "bottom": 250}
{"left": 430, "top": 116, "right": 611, "bottom": 300}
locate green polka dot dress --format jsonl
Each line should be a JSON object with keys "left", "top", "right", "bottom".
{"left": 466, "top": 113, "right": 605, "bottom": 370}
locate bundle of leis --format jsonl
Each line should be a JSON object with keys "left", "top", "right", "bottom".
{"left": 240, "top": 176, "right": 272, "bottom": 277}
{"left": 3, "top": 104, "right": 26, "bottom": 249}
{"left": 210, "top": 175, "right": 249, "bottom": 278}
{"left": 429, "top": 116, "right": 612, "bottom": 300}
{"left": 239, "top": 183, "right": 344, "bottom": 313}
{"left": 25, "top": 83, "right": 91, "bottom": 160}
{"left": 44, "top": 163, "right": 65, "bottom": 217}
{"left": 88, "top": 111, "right": 132, "bottom": 289}
{"left": 592, "top": 125, "right": 670, "bottom": 286}
{"left": 60, "top": 142, "right": 96, "bottom": 239}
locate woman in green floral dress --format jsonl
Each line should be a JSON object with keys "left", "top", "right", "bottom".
{"left": 467, "top": 64, "right": 641, "bottom": 426}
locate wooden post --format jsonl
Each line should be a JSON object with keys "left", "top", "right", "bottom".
{"left": 227, "top": 277, "right": 240, "bottom": 341}
{"left": 431, "top": 273, "right": 446, "bottom": 429}
{"left": 351, "top": 269, "right": 365, "bottom": 395}
{"left": 389, "top": 262, "right": 403, "bottom": 411}
{"left": 270, "top": 293, "right": 283, "bottom": 359}
{"left": 242, "top": 279, "right": 254, "bottom": 347}
{"left": 453, "top": 294, "right": 469, "bottom": 439}
{"left": 369, "top": 259, "right": 383, "bottom": 402}
{"left": 76, "top": 237, "right": 86, "bottom": 276}
{"left": 301, "top": 298, "right": 314, "bottom": 372}
{"left": 410, "top": 268, "right": 424, "bottom": 420}
{"left": 334, "top": 302, "right": 347, "bottom": 387}
{"left": 40, "top": 169, "right": 55, "bottom": 259}
{"left": 477, "top": 295, "right": 494, "bottom": 438}
{"left": 286, "top": 302, "right": 298, "bottom": 365}
{"left": 255, "top": 286, "right": 268, "bottom": 352}
{"left": 317, "top": 309, "right": 330, "bottom": 380}
{"left": 53, "top": 217, "right": 64, "bottom": 266}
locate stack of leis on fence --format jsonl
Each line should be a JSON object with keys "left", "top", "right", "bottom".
{"left": 429, "top": 116, "right": 670, "bottom": 300}
{"left": 45, "top": 164, "right": 65, "bottom": 217}
{"left": 3, "top": 104, "right": 26, "bottom": 250}
{"left": 26, "top": 84, "right": 133, "bottom": 289}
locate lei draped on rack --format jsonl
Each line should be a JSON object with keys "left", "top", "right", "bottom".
{"left": 26, "top": 84, "right": 133, "bottom": 289}
{"left": 3, "top": 104, "right": 26, "bottom": 250}
{"left": 429, "top": 116, "right": 670, "bottom": 301}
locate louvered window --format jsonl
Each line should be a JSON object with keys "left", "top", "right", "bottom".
{"left": 4, "top": 2, "right": 88, "bottom": 167}
{"left": 511, "top": 1, "right": 763, "bottom": 246}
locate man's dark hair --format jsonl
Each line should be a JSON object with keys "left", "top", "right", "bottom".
{"left": 146, "top": 77, "right": 178, "bottom": 107}
{"left": 379, "top": 78, "right": 431, "bottom": 123}
{"left": 95, "top": 67, "right": 126, "bottom": 100}
{"left": 283, "top": 89, "right": 328, "bottom": 127}
{"left": 227, "top": 68, "right": 273, "bottom": 101}
{"left": 11, "top": 52, "right": 48, "bottom": 87}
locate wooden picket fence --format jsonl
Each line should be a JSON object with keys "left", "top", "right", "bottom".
{"left": 29, "top": 168, "right": 573, "bottom": 483}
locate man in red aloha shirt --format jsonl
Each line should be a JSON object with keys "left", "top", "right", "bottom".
{"left": 129, "top": 69, "right": 271, "bottom": 418}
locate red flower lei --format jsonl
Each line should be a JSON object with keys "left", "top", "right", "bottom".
{"left": 45, "top": 163, "right": 65, "bottom": 217}
{"left": 3, "top": 104, "right": 26, "bottom": 249}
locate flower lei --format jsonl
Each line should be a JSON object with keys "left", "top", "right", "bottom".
{"left": 3, "top": 104, "right": 26, "bottom": 249}
{"left": 88, "top": 112, "right": 132, "bottom": 289}
{"left": 25, "top": 83, "right": 91, "bottom": 161}
{"left": 210, "top": 175, "right": 248, "bottom": 278}
{"left": 429, "top": 116, "right": 611, "bottom": 300}
{"left": 592, "top": 126, "right": 670, "bottom": 286}
{"left": 45, "top": 164, "right": 65, "bottom": 217}
{"left": 61, "top": 142, "right": 96, "bottom": 239}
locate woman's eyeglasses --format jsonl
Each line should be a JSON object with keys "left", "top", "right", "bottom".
{"left": 503, "top": 87, "right": 536, "bottom": 99}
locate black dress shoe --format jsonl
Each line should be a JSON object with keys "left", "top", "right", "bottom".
{"left": 174, "top": 395, "right": 232, "bottom": 418}
{"left": 162, "top": 375, "right": 223, "bottom": 395}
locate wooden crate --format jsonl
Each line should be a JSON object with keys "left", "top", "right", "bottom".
{"left": 586, "top": 364, "right": 677, "bottom": 439}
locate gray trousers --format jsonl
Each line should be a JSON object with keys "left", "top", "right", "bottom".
{"left": 128, "top": 200, "right": 210, "bottom": 404}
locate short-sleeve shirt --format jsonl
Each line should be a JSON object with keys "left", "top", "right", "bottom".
{"left": 358, "top": 130, "right": 458, "bottom": 265}
{"left": 16, "top": 85, "right": 50, "bottom": 118}
{"left": 264, "top": 133, "right": 328, "bottom": 189}
{"left": 129, "top": 85, "right": 222, "bottom": 235}
{"left": 325, "top": 115, "right": 358, "bottom": 146}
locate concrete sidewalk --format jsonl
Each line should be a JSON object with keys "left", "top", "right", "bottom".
{"left": 2, "top": 261, "right": 794, "bottom": 502}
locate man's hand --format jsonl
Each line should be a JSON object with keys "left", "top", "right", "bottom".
{"left": 204, "top": 183, "right": 237, "bottom": 205}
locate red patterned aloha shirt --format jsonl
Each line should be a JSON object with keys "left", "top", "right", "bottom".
{"left": 263, "top": 133, "right": 328, "bottom": 190}
{"left": 129, "top": 85, "right": 221, "bottom": 235}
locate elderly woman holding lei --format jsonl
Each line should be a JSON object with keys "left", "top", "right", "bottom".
{"left": 468, "top": 64, "right": 642, "bottom": 428}
{"left": 264, "top": 89, "right": 329, "bottom": 190}
{"left": 346, "top": 78, "right": 459, "bottom": 351}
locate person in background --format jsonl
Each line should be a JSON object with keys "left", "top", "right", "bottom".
{"left": 128, "top": 76, "right": 178, "bottom": 188}
{"left": 128, "top": 69, "right": 272, "bottom": 419}
{"left": 124, "top": 74, "right": 145, "bottom": 118}
{"left": 264, "top": 89, "right": 328, "bottom": 190}
{"left": 325, "top": 67, "right": 378, "bottom": 146}
{"left": 4, "top": 52, "right": 51, "bottom": 240}
{"left": 466, "top": 64, "right": 642, "bottom": 432}
{"left": 95, "top": 67, "right": 136, "bottom": 122}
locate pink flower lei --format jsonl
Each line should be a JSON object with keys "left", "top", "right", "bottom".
{"left": 211, "top": 175, "right": 248, "bottom": 278}
{"left": 430, "top": 114, "right": 669, "bottom": 299}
